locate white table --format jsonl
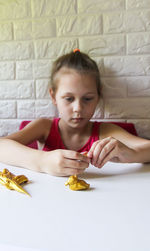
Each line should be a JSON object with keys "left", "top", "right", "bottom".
{"left": 0, "top": 161, "right": 150, "bottom": 251}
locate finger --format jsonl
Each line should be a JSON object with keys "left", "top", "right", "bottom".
{"left": 96, "top": 140, "right": 117, "bottom": 167}
{"left": 87, "top": 141, "right": 99, "bottom": 158}
{"left": 64, "top": 158, "right": 89, "bottom": 170}
{"left": 54, "top": 168, "right": 85, "bottom": 177}
{"left": 63, "top": 167, "right": 85, "bottom": 176}
{"left": 91, "top": 138, "right": 112, "bottom": 166}
{"left": 62, "top": 150, "right": 90, "bottom": 163}
{"left": 98, "top": 148, "right": 117, "bottom": 168}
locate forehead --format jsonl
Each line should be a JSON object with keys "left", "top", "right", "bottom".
{"left": 55, "top": 67, "right": 97, "bottom": 92}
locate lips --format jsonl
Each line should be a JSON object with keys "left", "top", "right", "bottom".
{"left": 71, "top": 118, "right": 83, "bottom": 122}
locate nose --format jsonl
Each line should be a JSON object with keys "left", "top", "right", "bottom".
{"left": 72, "top": 100, "right": 82, "bottom": 113}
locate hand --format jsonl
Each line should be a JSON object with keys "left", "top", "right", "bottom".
{"left": 41, "top": 149, "right": 90, "bottom": 176}
{"left": 87, "top": 137, "right": 135, "bottom": 168}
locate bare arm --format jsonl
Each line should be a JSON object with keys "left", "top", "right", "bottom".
{"left": 0, "top": 119, "right": 89, "bottom": 176}
{"left": 101, "top": 123, "right": 150, "bottom": 162}
{"left": 100, "top": 122, "right": 149, "bottom": 150}
{"left": 0, "top": 118, "right": 51, "bottom": 171}
{"left": 134, "top": 141, "right": 150, "bottom": 163}
{"left": 0, "top": 139, "right": 89, "bottom": 176}
{"left": 88, "top": 123, "right": 150, "bottom": 167}
{"left": 0, "top": 138, "right": 44, "bottom": 172}
{"left": 4, "top": 118, "right": 52, "bottom": 145}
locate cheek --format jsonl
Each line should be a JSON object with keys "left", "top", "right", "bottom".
{"left": 88, "top": 106, "right": 96, "bottom": 115}
{"left": 57, "top": 101, "right": 71, "bottom": 113}
{"left": 85, "top": 101, "right": 98, "bottom": 115}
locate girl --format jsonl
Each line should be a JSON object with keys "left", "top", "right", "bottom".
{"left": 0, "top": 49, "right": 150, "bottom": 176}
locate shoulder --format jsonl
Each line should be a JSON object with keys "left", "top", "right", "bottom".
{"left": 99, "top": 122, "right": 127, "bottom": 139}
{"left": 27, "top": 118, "right": 52, "bottom": 128}
{"left": 25, "top": 118, "right": 53, "bottom": 141}
{"left": 5, "top": 118, "right": 53, "bottom": 145}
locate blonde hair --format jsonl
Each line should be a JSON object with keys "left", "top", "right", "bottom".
{"left": 51, "top": 51, "right": 101, "bottom": 95}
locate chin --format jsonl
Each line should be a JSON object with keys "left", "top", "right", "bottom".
{"left": 71, "top": 119, "right": 88, "bottom": 128}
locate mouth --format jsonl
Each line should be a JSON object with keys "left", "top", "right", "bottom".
{"left": 71, "top": 118, "right": 83, "bottom": 122}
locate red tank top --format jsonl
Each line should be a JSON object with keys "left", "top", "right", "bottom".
{"left": 43, "top": 118, "right": 100, "bottom": 152}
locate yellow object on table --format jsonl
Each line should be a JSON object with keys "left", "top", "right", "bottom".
{"left": 65, "top": 175, "right": 90, "bottom": 191}
{"left": 0, "top": 169, "right": 30, "bottom": 196}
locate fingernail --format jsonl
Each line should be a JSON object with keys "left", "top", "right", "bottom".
{"left": 87, "top": 152, "right": 92, "bottom": 158}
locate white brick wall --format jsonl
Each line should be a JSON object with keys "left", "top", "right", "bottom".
{"left": 0, "top": 0, "right": 150, "bottom": 138}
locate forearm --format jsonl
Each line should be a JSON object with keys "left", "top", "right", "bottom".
{"left": 0, "top": 138, "right": 44, "bottom": 172}
{"left": 131, "top": 142, "right": 150, "bottom": 163}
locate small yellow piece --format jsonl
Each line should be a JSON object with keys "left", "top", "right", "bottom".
{"left": 0, "top": 169, "right": 30, "bottom": 196}
{"left": 65, "top": 175, "right": 90, "bottom": 191}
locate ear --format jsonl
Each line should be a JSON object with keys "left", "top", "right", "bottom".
{"left": 49, "top": 88, "right": 57, "bottom": 105}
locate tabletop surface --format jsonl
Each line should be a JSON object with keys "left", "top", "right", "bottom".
{"left": 0, "top": 161, "right": 150, "bottom": 251}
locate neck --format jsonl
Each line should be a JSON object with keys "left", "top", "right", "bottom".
{"left": 58, "top": 119, "right": 92, "bottom": 137}
{"left": 58, "top": 118, "right": 93, "bottom": 151}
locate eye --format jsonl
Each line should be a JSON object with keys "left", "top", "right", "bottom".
{"left": 64, "top": 97, "right": 74, "bottom": 102}
{"left": 83, "top": 97, "right": 94, "bottom": 102}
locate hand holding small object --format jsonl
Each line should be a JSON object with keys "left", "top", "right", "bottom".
{"left": 88, "top": 137, "right": 135, "bottom": 168}
{"left": 42, "top": 150, "right": 89, "bottom": 176}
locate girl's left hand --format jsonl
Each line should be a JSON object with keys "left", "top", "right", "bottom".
{"left": 87, "top": 137, "right": 134, "bottom": 168}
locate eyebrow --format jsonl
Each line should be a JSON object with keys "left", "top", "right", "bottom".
{"left": 62, "top": 92, "right": 96, "bottom": 95}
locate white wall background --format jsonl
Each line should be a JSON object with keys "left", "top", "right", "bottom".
{"left": 0, "top": 0, "right": 150, "bottom": 138}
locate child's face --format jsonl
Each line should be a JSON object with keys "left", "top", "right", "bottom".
{"left": 50, "top": 68, "right": 99, "bottom": 128}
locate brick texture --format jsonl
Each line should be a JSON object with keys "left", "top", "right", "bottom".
{"left": 0, "top": 0, "right": 150, "bottom": 138}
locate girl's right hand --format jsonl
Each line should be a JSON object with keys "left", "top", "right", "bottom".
{"left": 40, "top": 149, "right": 90, "bottom": 176}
